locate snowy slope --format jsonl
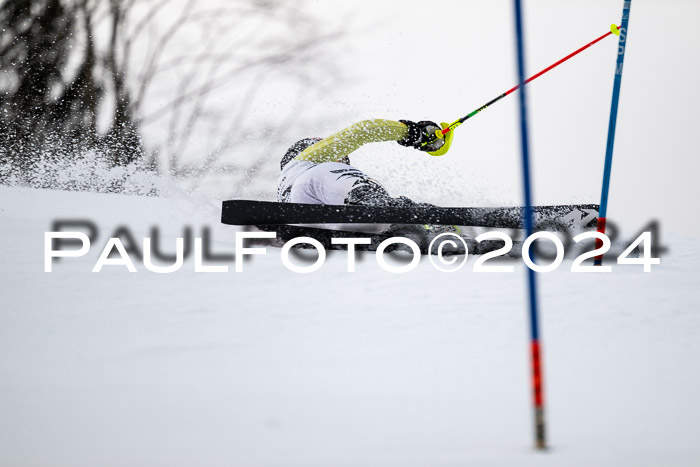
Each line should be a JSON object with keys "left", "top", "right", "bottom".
{"left": 1, "top": 185, "right": 699, "bottom": 466}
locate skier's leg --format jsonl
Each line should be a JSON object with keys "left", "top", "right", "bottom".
{"left": 345, "top": 178, "right": 430, "bottom": 208}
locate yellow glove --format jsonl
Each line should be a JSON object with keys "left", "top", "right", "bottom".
{"left": 427, "top": 122, "right": 455, "bottom": 157}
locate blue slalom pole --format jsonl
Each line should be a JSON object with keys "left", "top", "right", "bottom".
{"left": 595, "top": 1, "right": 632, "bottom": 266}
{"left": 513, "top": 0, "right": 546, "bottom": 450}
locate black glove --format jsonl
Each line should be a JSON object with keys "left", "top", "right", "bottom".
{"left": 397, "top": 120, "right": 445, "bottom": 152}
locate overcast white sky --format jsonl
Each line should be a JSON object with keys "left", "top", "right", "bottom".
{"left": 145, "top": 0, "right": 700, "bottom": 235}
{"left": 284, "top": 0, "right": 698, "bottom": 236}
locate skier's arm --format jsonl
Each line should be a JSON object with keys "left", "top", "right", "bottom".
{"left": 296, "top": 119, "right": 408, "bottom": 164}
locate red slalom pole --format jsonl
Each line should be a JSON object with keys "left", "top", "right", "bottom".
{"left": 422, "top": 24, "right": 620, "bottom": 147}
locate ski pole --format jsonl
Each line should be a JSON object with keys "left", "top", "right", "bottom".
{"left": 421, "top": 24, "right": 622, "bottom": 148}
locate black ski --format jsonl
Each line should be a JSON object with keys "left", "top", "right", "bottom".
{"left": 222, "top": 200, "right": 598, "bottom": 229}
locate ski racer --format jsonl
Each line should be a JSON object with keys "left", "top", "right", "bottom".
{"left": 277, "top": 119, "right": 454, "bottom": 208}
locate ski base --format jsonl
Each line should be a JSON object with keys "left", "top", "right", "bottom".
{"left": 250, "top": 224, "right": 519, "bottom": 257}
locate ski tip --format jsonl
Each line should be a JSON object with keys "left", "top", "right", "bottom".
{"left": 611, "top": 24, "right": 620, "bottom": 36}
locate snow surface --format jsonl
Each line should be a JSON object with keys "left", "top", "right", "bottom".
{"left": 1, "top": 185, "right": 699, "bottom": 466}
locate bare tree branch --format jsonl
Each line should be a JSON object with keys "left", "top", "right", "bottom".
{"left": 142, "top": 30, "right": 342, "bottom": 124}
{"left": 132, "top": 0, "right": 196, "bottom": 111}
